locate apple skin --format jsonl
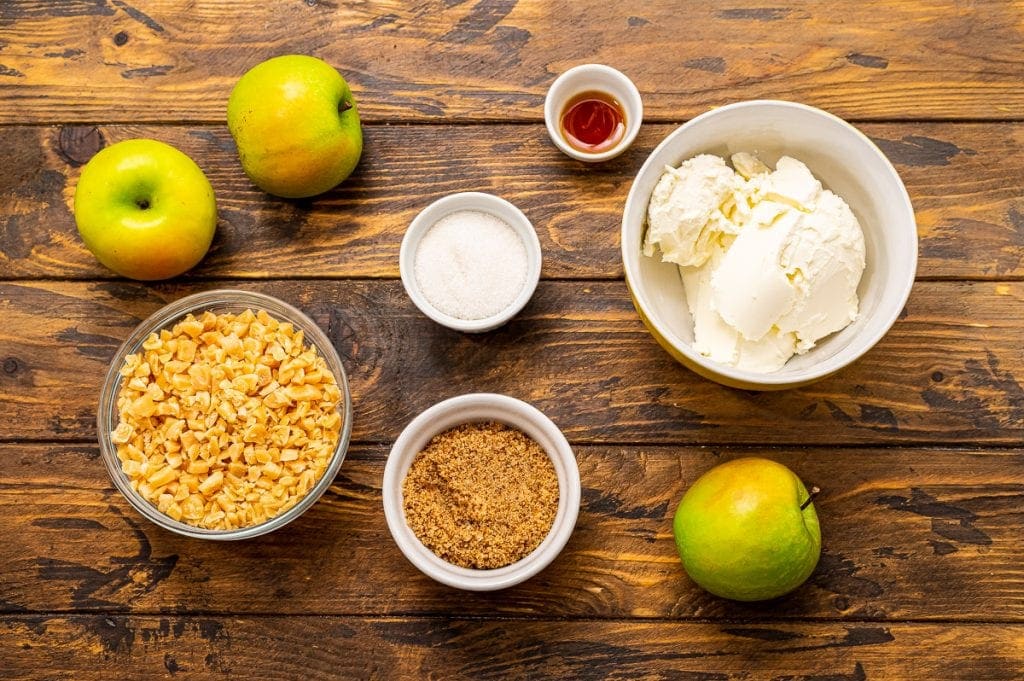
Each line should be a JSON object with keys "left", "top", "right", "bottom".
{"left": 227, "top": 55, "right": 363, "bottom": 199}
{"left": 673, "top": 457, "right": 821, "bottom": 601}
{"left": 74, "top": 139, "right": 217, "bottom": 281}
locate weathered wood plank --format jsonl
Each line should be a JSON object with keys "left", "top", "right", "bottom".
{"left": 1, "top": 443, "right": 1021, "bottom": 621}
{"left": 0, "top": 1, "right": 1022, "bottom": 123}
{"left": 1, "top": 280, "right": 1021, "bottom": 445}
{"left": 2, "top": 123, "right": 1022, "bottom": 280}
{"left": 3, "top": 615, "right": 1022, "bottom": 680}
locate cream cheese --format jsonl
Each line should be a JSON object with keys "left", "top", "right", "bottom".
{"left": 643, "top": 154, "right": 739, "bottom": 267}
{"left": 644, "top": 153, "right": 866, "bottom": 373}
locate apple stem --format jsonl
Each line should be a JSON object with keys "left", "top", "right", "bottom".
{"left": 338, "top": 99, "right": 353, "bottom": 114}
{"left": 800, "top": 486, "right": 821, "bottom": 510}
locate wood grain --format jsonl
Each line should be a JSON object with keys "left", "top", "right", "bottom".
{"left": 3, "top": 2, "right": 1021, "bottom": 678}
{"left": 2, "top": 123, "right": 1022, "bottom": 280}
{"left": 3, "top": 615, "right": 1023, "bottom": 680}
{"left": 1, "top": 1, "right": 1022, "bottom": 123}
{"left": 2, "top": 443, "right": 1021, "bottom": 621}
{"left": 1, "top": 280, "right": 1021, "bottom": 445}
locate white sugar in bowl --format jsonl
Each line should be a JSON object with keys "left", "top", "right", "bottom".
{"left": 400, "top": 192, "right": 542, "bottom": 333}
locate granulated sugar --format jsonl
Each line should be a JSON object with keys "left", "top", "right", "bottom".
{"left": 413, "top": 210, "right": 528, "bottom": 320}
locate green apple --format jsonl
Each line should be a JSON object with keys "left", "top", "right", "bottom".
{"left": 73, "top": 139, "right": 217, "bottom": 281}
{"left": 227, "top": 55, "right": 363, "bottom": 198}
{"left": 673, "top": 457, "right": 821, "bottom": 601}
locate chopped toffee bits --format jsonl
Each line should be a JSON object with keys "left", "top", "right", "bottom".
{"left": 112, "top": 308, "right": 342, "bottom": 530}
{"left": 402, "top": 422, "right": 559, "bottom": 569}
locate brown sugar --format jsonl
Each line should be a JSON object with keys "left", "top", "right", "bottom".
{"left": 402, "top": 422, "right": 560, "bottom": 569}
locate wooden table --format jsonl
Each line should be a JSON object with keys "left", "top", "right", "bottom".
{"left": 2, "top": 1, "right": 1023, "bottom": 678}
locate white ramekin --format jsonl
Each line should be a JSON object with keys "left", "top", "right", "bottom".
{"left": 544, "top": 63, "right": 643, "bottom": 162}
{"left": 399, "top": 192, "right": 542, "bottom": 333}
{"left": 382, "top": 393, "right": 581, "bottom": 591}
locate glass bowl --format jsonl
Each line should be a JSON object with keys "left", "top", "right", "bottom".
{"left": 97, "top": 289, "right": 353, "bottom": 540}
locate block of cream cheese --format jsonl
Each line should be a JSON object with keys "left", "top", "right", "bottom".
{"left": 643, "top": 153, "right": 866, "bottom": 373}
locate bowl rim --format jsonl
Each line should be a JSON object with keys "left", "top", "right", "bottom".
{"left": 544, "top": 63, "right": 644, "bottom": 162}
{"left": 399, "top": 191, "right": 542, "bottom": 333}
{"left": 97, "top": 288, "right": 353, "bottom": 540}
{"left": 621, "top": 99, "right": 919, "bottom": 388}
{"left": 382, "top": 393, "right": 581, "bottom": 591}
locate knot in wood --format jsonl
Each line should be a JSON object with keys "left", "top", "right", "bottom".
{"left": 57, "top": 126, "right": 105, "bottom": 167}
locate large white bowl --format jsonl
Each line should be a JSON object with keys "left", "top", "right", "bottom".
{"left": 382, "top": 393, "right": 580, "bottom": 591}
{"left": 622, "top": 100, "right": 918, "bottom": 390}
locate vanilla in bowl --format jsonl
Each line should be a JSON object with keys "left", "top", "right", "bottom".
{"left": 543, "top": 63, "right": 643, "bottom": 162}
{"left": 559, "top": 90, "right": 627, "bottom": 154}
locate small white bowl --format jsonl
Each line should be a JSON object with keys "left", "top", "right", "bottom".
{"left": 382, "top": 393, "right": 581, "bottom": 591}
{"left": 622, "top": 100, "right": 918, "bottom": 390}
{"left": 399, "top": 192, "right": 542, "bottom": 333}
{"left": 544, "top": 63, "right": 643, "bottom": 162}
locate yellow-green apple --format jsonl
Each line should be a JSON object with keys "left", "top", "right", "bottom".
{"left": 73, "top": 139, "right": 217, "bottom": 280}
{"left": 227, "top": 55, "right": 362, "bottom": 198}
{"left": 673, "top": 457, "right": 821, "bottom": 601}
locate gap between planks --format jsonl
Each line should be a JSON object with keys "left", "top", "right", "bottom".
{"left": 4, "top": 439, "right": 1024, "bottom": 451}
{"left": 1, "top": 612, "right": 1022, "bottom": 626}
{"left": 0, "top": 276, "right": 1022, "bottom": 284}
{"left": 2, "top": 118, "right": 1024, "bottom": 128}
